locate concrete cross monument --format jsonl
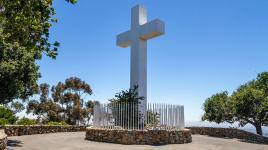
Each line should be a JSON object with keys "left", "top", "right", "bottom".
{"left": 117, "top": 5, "right": 165, "bottom": 124}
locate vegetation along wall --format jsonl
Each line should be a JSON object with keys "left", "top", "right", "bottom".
{"left": 2, "top": 125, "right": 86, "bottom": 136}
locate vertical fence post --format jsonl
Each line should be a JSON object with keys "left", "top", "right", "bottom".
{"left": 101, "top": 104, "right": 103, "bottom": 128}
{"left": 123, "top": 102, "right": 125, "bottom": 129}
{"left": 152, "top": 103, "right": 154, "bottom": 130}
{"left": 162, "top": 103, "right": 164, "bottom": 129}
{"left": 167, "top": 104, "right": 169, "bottom": 130}
{"left": 106, "top": 103, "right": 108, "bottom": 129}
{"left": 171, "top": 104, "right": 173, "bottom": 129}
{"left": 181, "top": 106, "right": 185, "bottom": 129}
{"left": 111, "top": 102, "right": 113, "bottom": 129}
{"left": 172, "top": 104, "right": 175, "bottom": 128}
{"left": 127, "top": 102, "right": 130, "bottom": 130}
{"left": 159, "top": 103, "right": 161, "bottom": 128}
{"left": 168, "top": 104, "right": 171, "bottom": 130}
{"left": 137, "top": 101, "right": 139, "bottom": 130}
{"left": 119, "top": 102, "right": 121, "bottom": 129}
{"left": 175, "top": 105, "right": 178, "bottom": 129}
{"left": 104, "top": 104, "right": 106, "bottom": 129}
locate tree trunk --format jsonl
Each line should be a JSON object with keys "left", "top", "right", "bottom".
{"left": 255, "top": 123, "right": 263, "bottom": 136}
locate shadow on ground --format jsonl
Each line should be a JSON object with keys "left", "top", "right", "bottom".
{"left": 7, "top": 140, "right": 23, "bottom": 148}
{"left": 239, "top": 139, "right": 268, "bottom": 145}
{"left": 204, "top": 135, "right": 268, "bottom": 145}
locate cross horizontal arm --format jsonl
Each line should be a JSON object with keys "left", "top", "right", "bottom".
{"left": 117, "top": 30, "right": 131, "bottom": 48}
{"left": 139, "top": 19, "right": 165, "bottom": 40}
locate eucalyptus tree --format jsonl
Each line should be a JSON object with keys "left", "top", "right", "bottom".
{"left": 28, "top": 77, "right": 96, "bottom": 125}
{"left": 52, "top": 77, "right": 93, "bottom": 125}
{"left": 27, "top": 83, "right": 62, "bottom": 123}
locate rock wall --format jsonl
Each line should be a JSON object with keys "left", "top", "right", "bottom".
{"left": 187, "top": 127, "right": 268, "bottom": 144}
{"left": 0, "top": 130, "right": 7, "bottom": 150}
{"left": 86, "top": 127, "right": 192, "bottom": 145}
{"left": 2, "top": 125, "right": 86, "bottom": 136}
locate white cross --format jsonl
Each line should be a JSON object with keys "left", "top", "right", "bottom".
{"left": 117, "top": 5, "right": 165, "bottom": 121}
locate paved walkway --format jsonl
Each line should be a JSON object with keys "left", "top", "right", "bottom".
{"left": 7, "top": 132, "right": 268, "bottom": 150}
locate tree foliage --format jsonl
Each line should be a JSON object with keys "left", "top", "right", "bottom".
{"left": 202, "top": 92, "right": 233, "bottom": 124}
{"left": 10, "top": 101, "right": 25, "bottom": 114}
{"left": 27, "top": 83, "right": 62, "bottom": 122}
{"left": 109, "top": 86, "right": 144, "bottom": 128}
{"left": 0, "top": 118, "right": 9, "bottom": 126}
{"left": 202, "top": 72, "right": 268, "bottom": 135}
{"left": 109, "top": 86, "right": 143, "bottom": 103}
{"left": 0, "top": 106, "right": 17, "bottom": 124}
{"left": 27, "top": 77, "right": 98, "bottom": 125}
{"left": 0, "top": 0, "right": 76, "bottom": 104}
{"left": 52, "top": 77, "right": 93, "bottom": 125}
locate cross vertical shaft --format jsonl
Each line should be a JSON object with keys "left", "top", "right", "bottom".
{"left": 130, "top": 5, "right": 148, "bottom": 118}
{"left": 117, "top": 4, "right": 165, "bottom": 126}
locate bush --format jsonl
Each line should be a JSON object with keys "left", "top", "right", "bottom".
{"left": 17, "top": 117, "right": 37, "bottom": 125}
{"left": 0, "top": 118, "right": 9, "bottom": 126}
{"left": 109, "top": 86, "right": 143, "bottom": 128}
{"left": 47, "top": 121, "right": 68, "bottom": 126}
{"left": 0, "top": 106, "right": 17, "bottom": 124}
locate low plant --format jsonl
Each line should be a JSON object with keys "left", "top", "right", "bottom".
{"left": 109, "top": 86, "right": 144, "bottom": 128}
{"left": 0, "top": 106, "right": 17, "bottom": 124}
{"left": 0, "top": 118, "right": 9, "bottom": 126}
{"left": 17, "top": 117, "right": 37, "bottom": 125}
{"left": 47, "top": 121, "right": 68, "bottom": 126}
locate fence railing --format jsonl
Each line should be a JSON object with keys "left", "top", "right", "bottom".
{"left": 93, "top": 102, "right": 184, "bottom": 130}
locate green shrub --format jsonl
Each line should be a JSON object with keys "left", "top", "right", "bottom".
{"left": 47, "top": 121, "right": 68, "bottom": 126}
{"left": 17, "top": 117, "right": 37, "bottom": 125}
{"left": 0, "top": 118, "right": 8, "bottom": 126}
{"left": 0, "top": 106, "right": 17, "bottom": 124}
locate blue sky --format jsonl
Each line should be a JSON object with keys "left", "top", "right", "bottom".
{"left": 38, "top": 0, "right": 268, "bottom": 121}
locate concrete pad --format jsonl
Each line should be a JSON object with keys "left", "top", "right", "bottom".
{"left": 7, "top": 132, "right": 268, "bottom": 150}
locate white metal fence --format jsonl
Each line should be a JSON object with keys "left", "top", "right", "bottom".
{"left": 93, "top": 102, "right": 184, "bottom": 130}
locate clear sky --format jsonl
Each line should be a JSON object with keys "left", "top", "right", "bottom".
{"left": 38, "top": 0, "right": 268, "bottom": 121}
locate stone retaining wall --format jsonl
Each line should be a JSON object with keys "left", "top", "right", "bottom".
{"left": 86, "top": 127, "right": 192, "bottom": 145}
{"left": 1, "top": 125, "right": 86, "bottom": 136}
{"left": 0, "top": 130, "right": 7, "bottom": 150}
{"left": 187, "top": 127, "right": 268, "bottom": 144}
